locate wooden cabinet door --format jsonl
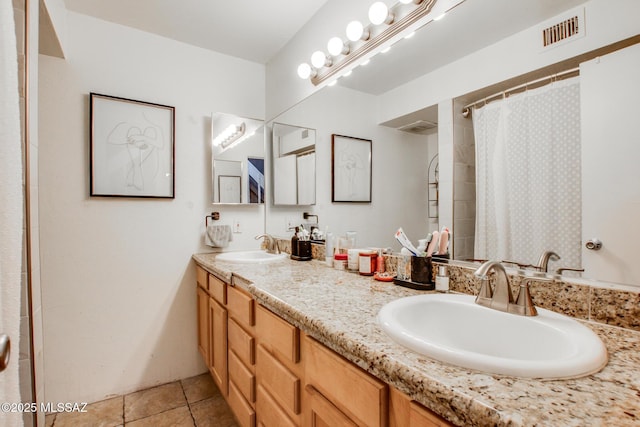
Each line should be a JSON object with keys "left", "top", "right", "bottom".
{"left": 197, "top": 286, "right": 209, "bottom": 362}
{"left": 306, "top": 385, "right": 357, "bottom": 427}
{"left": 209, "top": 297, "right": 228, "bottom": 396}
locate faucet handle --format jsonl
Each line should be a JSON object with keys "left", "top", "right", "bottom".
{"left": 475, "top": 277, "right": 493, "bottom": 307}
{"left": 512, "top": 278, "right": 538, "bottom": 316}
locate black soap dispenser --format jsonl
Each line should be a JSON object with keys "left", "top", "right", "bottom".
{"left": 290, "top": 227, "right": 299, "bottom": 259}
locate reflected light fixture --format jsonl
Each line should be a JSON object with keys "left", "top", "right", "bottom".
{"left": 297, "top": 0, "right": 449, "bottom": 86}
{"left": 213, "top": 123, "right": 246, "bottom": 149}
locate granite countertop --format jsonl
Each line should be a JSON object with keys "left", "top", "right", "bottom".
{"left": 192, "top": 253, "right": 640, "bottom": 427}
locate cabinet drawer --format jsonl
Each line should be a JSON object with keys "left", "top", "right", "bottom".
{"left": 409, "top": 401, "right": 452, "bottom": 427}
{"left": 229, "top": 349, "right": 256, "bottom": 404}
{"left": 209, "top": 273, "right": 227, "bottom": 305}
{"left": 256, "top": 305, "right": 299, "bottom": 364}
{"left": 256, "top": 385, "right": 297, "bottom": 427}
{"left": 257, "top": 344, "right": 300, "bottom": 415}
{"left": 228, "top": 381, "right": 256, "bottom": 427}
{"left": 228, "top": 285, "right": 255, "bottom": 327}
{"left": 196, "top": 266, "right": 208, "bottom": 290}
{"left": 228, "top": 318, "right": 255, "bottom": 367}
{"left": 305, "top": 337, "right": 387, "bottom": 427}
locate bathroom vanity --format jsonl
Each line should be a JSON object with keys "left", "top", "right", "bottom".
{"left": 193, "top": 253, "right": 640, "bottom": 427}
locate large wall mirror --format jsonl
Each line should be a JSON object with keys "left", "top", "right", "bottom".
{"left": 266, "top": 0, "right": 640, "bottom": 288}
{"left": 211, "top": 112, "right": 265, "bottom": 204}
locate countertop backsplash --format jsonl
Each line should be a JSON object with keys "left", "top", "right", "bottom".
{"left": 273, "top": 237, "right": 640, "bottom": 333}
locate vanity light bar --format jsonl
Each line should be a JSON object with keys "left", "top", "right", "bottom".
{"left": 297, "top": 0, "right": 437, "bottom": 86}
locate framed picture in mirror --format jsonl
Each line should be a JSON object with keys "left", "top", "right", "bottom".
{"left": 218, "top": 175, "right": 241, "bottom": 203}
{"left": 331, "top": 134, "right": 372, "bottom": 203}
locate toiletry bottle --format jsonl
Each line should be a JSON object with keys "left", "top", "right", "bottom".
{"left": 376, "top": 249, "right": 385, "bottom": 273}
{"left": 325, "top": 231, "right": 334, "bottom": 266}
{"left": 291, "top": 227, "right": 299, "bottom": 258}
{"left": 436, "top": 265, "right": 449, "bottom": 292}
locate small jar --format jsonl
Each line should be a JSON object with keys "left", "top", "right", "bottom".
{"left": 333, "top": 253, "right": 348, "bottom": 270}
{"left": 359, "top": 250, "right": 378, "bottom": 276}
{"left": 436, "top": 265, "right": 450, "bottom": 292}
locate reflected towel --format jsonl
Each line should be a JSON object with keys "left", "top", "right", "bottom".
{"left": 205, "top": 224, "right": 233, "bottom": 248}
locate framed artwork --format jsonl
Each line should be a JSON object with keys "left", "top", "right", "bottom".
{"left": 331, "top": 134, "right": 372, "bottom": 203}
{"left": 90, "top": 93, "right": 175, "bottom": 198}
{"left": 218, "top": 175, "right": 241, "bottom": 203}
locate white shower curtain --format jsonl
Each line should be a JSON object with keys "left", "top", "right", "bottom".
{"left": 0, "top": 0, "right": 25, "bottom": 424}
{"left": 473, "top": 77, "right": 581, "bottom": 271}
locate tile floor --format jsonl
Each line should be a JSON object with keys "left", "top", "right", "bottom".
{"left": 45, "top": 373, "right": 237, "bottom": 427}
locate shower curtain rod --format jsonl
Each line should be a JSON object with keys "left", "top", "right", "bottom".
{"left": 462, "top": 67, "right": 580, "bottom": 112}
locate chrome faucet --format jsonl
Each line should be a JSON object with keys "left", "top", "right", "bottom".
{"left": 536, "top": 250, "right": 560, "bottom": 272}
{"left": 255, "top": 234, "right": 280, "bottom": 254}
{"left": 474, "top": 260, "right": 539, "bottom": 316}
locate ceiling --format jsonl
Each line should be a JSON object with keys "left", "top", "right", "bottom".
{"left": 63, "top": 0, "right": 330, "bottom": 64}
{"left": 63, "top": 0, "right": 589, "bottom": 95}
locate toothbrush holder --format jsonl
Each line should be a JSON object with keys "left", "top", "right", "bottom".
{"left": 411, "top": 256, "right": 433, "bottom": 284}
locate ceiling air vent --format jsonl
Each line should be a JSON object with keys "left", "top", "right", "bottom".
{"left": 397, "top": 120, "right": 437, "bottom": 134}
{"left": 540, "top": 7, "right": 585, "bottom": 50}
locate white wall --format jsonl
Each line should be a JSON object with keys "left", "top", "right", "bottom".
{"left": 38, "top": 12, "right": 265, "bottom": 404}
{"left": 266, "top": 85, "right": 432, "bottom": 250}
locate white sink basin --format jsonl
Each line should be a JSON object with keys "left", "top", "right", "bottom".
{"left": 215, "top": 250, "right": 287, "bottom": 264}
{"left": 378, "top": 294, "right": 608, "bottom": 379}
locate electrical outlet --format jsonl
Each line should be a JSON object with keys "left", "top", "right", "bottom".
{"left": 285, "top": 217, "right": 297, "bottom": 232}
{"left": 233, "top": 219, "right": 241, "bottom": 233}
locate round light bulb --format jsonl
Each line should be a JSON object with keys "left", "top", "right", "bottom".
{"left": 297, "top": 63, "right": 312, "bottom": 79}
{"left": 311, "top": 50, "right": 328, "bottom": 68}
{"left": 327, "top": 37, "right": 347, "bottom": 56}
{"left": 369, "top": 2, "right": 390, "bottom": 25}
{"left": 346, "top": 21, "right": 364, "bottom": 42}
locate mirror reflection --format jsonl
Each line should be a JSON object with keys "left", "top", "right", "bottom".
{"left": 272, "top": 123, "right": 316, "bottom": 205}
{"left": 265, "top": 0, "right": 639, "bottom": 287}
{"left": 211, "top": 112, "right": 264, "bottom": 204}
{"left": 266, "top": 86, "right": 438, "bottom": 249}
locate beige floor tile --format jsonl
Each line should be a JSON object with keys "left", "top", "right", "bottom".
{"left": 190, "top": 396, "right": 238, "bottom": 427}
{"left": 124, "top": 381, "right": 187, "bottom": 422}
{"left": 45, "top": 413, "right": 56, "bottom": 427}
{"left": 53, "top": 396, "right": 123, "bottom": 427}
{"left": 125, "top": 405, "right": 194, "bottom": 427}
{"left": 181, "top": 373, "right": 217, "bottom": 404}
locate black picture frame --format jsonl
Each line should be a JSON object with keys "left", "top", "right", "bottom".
{"left": 90, "top": 92, "right": 175, "bottom": 198}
